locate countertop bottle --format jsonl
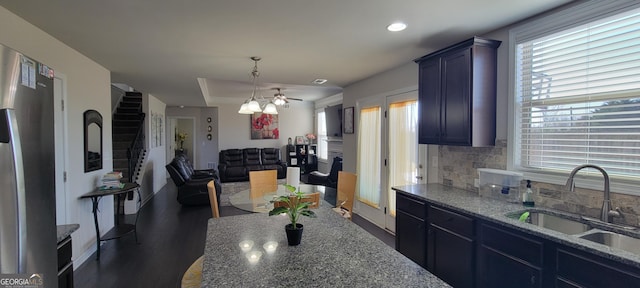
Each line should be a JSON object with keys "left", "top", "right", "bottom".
{"left": 522, "top": 180, "right": 535, "bottom": 207}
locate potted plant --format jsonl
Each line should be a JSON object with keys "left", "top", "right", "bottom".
{"left": 268, "top": 184, "right": 317, "bottom": 245}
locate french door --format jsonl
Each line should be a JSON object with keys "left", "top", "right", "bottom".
{"left": 356, "top": 90, "right": 424, "bottom": 232}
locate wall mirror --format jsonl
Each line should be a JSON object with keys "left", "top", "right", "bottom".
{"left": 84, "top": 110, "right": 103, "bottom": 172}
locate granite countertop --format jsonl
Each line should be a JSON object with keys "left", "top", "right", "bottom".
{"left": 201, "top": 202, "right": 451, "bottom": 287}
{"left": 393, "top": 184, "right": 640, "bottom": 269}
{"left": 57, "top": 224, "right": 79, "bottom": 243}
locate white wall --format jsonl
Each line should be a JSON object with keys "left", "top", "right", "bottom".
{"left": 125, "top": 94, "right": 167, "bottom": 214}
{"left": 217, "top": 102, "right": 315, "bottom": 151}
{"left": 342, "top": 62, "right": 418, "bottom": 173}
{"left": 0, "top": 6, "right": 113, "bottom": 267}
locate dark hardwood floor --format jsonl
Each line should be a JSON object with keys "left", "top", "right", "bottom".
{"left": 74, "top": 181, "right": 395, "bottom": 288}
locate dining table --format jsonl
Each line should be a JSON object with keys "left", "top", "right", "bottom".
{"left": 201, "top": 199, "right": 450, "bottom": 287}
{"left": 229, "top": 183, "right": 336, "bottom": 213}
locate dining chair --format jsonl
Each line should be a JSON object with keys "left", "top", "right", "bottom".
{"left": 337, "top": 171, "right": 357, "bottom": 219}
{"left": 207, "top": 180, "right": 220, "bottom": 218}
{"left": 273, "top": 192, "right": 321, "bottom": 209}
{"left": 181, "top": 181, "right": 220, "bottom": 287}
{"left": 249, "top": 170, "right": 278, "bottom": 198}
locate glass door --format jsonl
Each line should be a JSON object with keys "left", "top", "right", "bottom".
{"left": 355, "top": 90, "right": 422, "bottom": 232}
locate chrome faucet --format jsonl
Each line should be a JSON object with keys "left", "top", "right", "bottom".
{"left": 564, "top": 164, "right": 620, "bottom": 223}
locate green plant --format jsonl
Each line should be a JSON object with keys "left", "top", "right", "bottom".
{"left": 268, "top": 184, "right": 317, "bottom": 229}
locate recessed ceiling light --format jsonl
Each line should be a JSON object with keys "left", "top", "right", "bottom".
{"left": 312, "top": 79, "right": 328, "bottom": 85}
{"left": 387, "top": 22, "right": 407, "bottom": 32}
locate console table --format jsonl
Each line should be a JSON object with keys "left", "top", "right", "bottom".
{"left": 80, "top": 182, "right": 141, "bottom": 260}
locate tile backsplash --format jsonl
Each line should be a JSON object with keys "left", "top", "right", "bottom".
{"left": 437, "top": 139, "right": 640, "bottom": 227}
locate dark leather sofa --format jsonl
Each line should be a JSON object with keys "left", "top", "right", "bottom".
{"left": 307, "top": 156, "right": 342, "bottom": 188}
{"left": 165, "top": 154, "right": 222, "bottom": 206}
{"left": 218, "top": 148, "right": 287, "bottom": 182}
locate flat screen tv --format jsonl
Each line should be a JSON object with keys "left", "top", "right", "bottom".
{"left": 324, "top": 104, "right": 342, "bottom": 139}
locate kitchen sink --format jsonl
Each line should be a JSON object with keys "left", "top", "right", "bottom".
{"left": 507, "top": 210, "right": 593, "bottom": 235}
{"left": 579, "top": 231, "right": 640, "bottom": 255}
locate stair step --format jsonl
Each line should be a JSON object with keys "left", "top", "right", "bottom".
{"left": 113, "top": 119, "right": 141, "bottom": 127}
{"left": 120, "top": 102, "right": 141, "bottom": 108}
{"left": 113, "top": 141, "right": 131, "bottom": 149}
{"left": 117, "top": 107, "right": 140, "bottom": 114}
{"left": 113, "top": 134, "right": 136, "bottom": 142}
{"left": 114, "top": 126, "right": 139, "bottom": 134}
{"left": 113, "top": 150, "right": 128, "bottom": 159}
{"left": 113, "top": 159, "right": 129, "bottom": 168}
{"left": 122, "top": 96, "right": 142, "bottom": 103}
{"left": 125, "top": 91, "right": 142, "bottom": 97}
{"left": 113, "top": 113, "right": 143, "bottom": 121}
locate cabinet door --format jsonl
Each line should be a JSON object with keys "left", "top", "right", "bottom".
{"left": 556, "top": 247, "right": 640, "bottom": 288}
{"left": 477, "top": 246, "right": 542, "bottom": 288}
{"left": 396, "top": 210, "right": 426, "bottom": 267}
{"left": 440, "top": 48, "right": 471, "bottom": 145}
{"left": 418, "top": 58, "right": 441, "bottom": 144}
{"left": 428, "top": 225, "right": 474, "bottom": 288}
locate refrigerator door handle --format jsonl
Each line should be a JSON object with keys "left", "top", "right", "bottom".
{"left": 0, "top": 108, "right": 27, "bottom": 273}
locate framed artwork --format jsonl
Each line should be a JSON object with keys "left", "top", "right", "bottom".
{"left": 344, "top": 107, "right": 354, "bottom": 134}
{"left": 250, "top": 113, "right": 279, "bottom": 139}
{"left": 295, "top": 136, "right": 305, "bottom": 145}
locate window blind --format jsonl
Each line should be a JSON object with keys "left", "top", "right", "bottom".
{"left": 515, "top": 7, "right": 640, "bottom": 180}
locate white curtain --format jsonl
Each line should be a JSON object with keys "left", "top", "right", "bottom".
{"left": 388, "top": 100, "right": 418, "bottom": 216}
{"left": 357, "top": 106, "right": 381, "bottom": 208}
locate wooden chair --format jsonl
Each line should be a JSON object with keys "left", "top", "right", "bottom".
{"left": 337, "top": 171, "right": 357, "bottom": 219}
{"left": 273, "top": 192, "right": 321, "bottom": 209}
{"left": 182, "top": 181, "right": 219, "bottom": 287}
{"left": 249, "top": 170, "right": 278, "bottom": 198}
{"left": 207, "top": 180, "right": 220, "bottom": 218}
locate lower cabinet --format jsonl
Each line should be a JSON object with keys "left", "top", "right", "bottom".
{"left": 395, "top": 192, "right": 640, "bottom": 288}
{"left": 396, "top": 193, "right": 427, "bottom": 267}
{"left": 555, "top": 246, "right": 640, "bottom": 287}
{"left": 57, "top": 236, "right": 74, "bottom": 288}
{"left": 477, "top": 223, "right": 544, "bottom": 288}
{"left": 427, "top": 205, "right": 475, "bottom": 288}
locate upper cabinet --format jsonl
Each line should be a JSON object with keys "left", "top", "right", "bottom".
{"left": 414, "top": 37, "right": 501, "bottom": 146}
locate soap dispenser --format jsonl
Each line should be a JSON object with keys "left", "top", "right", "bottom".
{"left": 522, "top": 180, "right": 535, "bottom": 207}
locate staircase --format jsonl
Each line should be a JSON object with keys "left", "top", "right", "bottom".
{"left": 112, "top": 91, "right": 146, "bottom": 183}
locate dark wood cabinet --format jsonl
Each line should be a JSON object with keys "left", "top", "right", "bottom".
{"left": 427, "top": 205, "right": 475, "bottom": 288}
{"left": 477, "top": 223, "right": 544, "bottom": 288}
{"left": 57, "top": 236, "right": 74, "bottom": 288}
{"left": 415, "top": 36, "right": 501, "bottom": 146}
{"left": 555, "top": 246, "right": 640, "bottom": 288}
{"left": 396, "top": 193, "right": 427, "bottom": 267}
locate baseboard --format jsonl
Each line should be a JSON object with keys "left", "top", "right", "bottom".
{"left": 73, "top": 242, "right": 101, "bottom": 270}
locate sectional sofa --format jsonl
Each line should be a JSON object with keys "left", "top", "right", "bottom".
{"left": 218, "top": 148, "right": 287, "bottom": 182}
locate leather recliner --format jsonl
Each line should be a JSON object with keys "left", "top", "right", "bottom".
{"left": 166, "top": 156, "right": 222, "bottom": 206}
{"left": 218, "top": 149, "right": 248, "bottom": 182}
{"left": 307, "top": 156, "right": 342, "bottom": 188}
{"left": 261, "top": 148, "right": 286, "bottom": 179}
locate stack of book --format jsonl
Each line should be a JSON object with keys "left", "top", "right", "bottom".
{"left": 100, "top": 171, "right": 124, "bottom": 189}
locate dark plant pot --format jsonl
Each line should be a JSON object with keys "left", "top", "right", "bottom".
{"left": 285, "top": 223, "right": 304, "bottom": 246}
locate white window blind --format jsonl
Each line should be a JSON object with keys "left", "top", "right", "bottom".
{"left": 514, "top": 6, "right": 640, "bottom": 180}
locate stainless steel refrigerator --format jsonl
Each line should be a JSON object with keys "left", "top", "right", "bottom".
{"left": 0, "top": 43, "right": 57, "bottom": 286}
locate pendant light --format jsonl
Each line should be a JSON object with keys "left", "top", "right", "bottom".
{"left": 238, "top": 57, "right": 278, "bottom": 114}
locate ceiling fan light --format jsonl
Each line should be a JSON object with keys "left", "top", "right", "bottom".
{"left": 238, "top": 103, "right": 253, "bottom": 114}
{"left": 274, "top": 97, "right": 286, "bottom": 106}
{"left": 248, "top": 100, "right": 262, "bottom": 112}
{"left": 263, "top": 103, "right": 278, "bottom": 114}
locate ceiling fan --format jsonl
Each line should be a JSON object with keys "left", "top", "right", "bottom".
{"left": 272, "top": 88, "right": 303, "bottom": 106}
